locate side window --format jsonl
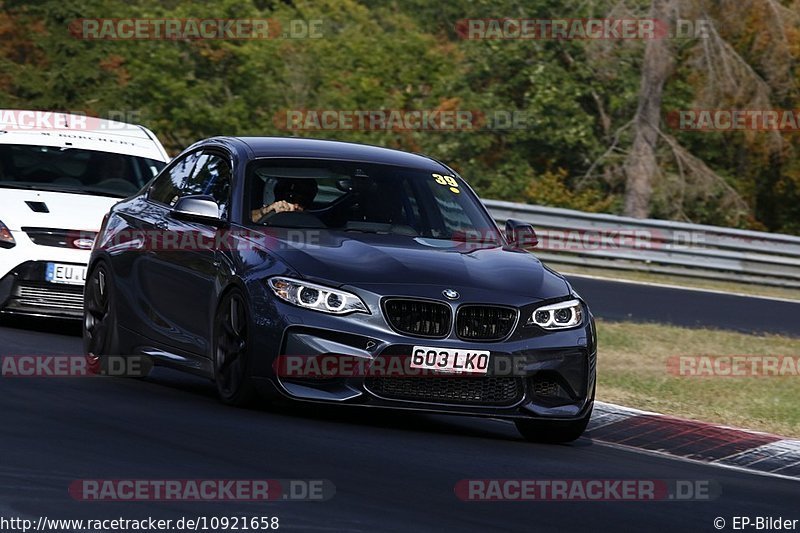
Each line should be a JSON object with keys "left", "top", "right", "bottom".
{"left": 148, "top": 152, "right": 201, "bottom": 207}
{"left": 182, "top": 152, "right": 232, "bottom": 219}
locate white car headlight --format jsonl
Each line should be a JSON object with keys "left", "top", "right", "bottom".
{"left": 267, "top": 277, "right": 369, "bottom": 315}
{"left": 528, "top": 299, "right": 583, "bottom": 330}
{"left": 0, "top": 220, "right": 15, "bottom": 248}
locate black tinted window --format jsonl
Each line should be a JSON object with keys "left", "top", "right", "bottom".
{"left": 0, "top": 144, "right": 165, "bottom": 197}
{"left": 149, "top": 151, "right": 201, "bottom": 207}
{"left": 182, "top": 152, "right": 232, "bottom": 218}
{"left": 247, "top": 159, "right": 497, "bottom": 240}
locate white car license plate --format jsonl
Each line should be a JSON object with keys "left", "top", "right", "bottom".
{"left": 45, "top": 263, "right": 87, "bottom": 285}
{"left": 410, "top": 346, "right": 490, "bottom": 374}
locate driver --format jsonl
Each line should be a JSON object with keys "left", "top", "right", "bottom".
{"left": 252, "top": 178, "right": 318, "bottom": 223}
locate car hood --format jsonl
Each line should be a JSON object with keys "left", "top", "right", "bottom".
{"left": 0, "top": 187, "right": 119, "bottom": 231}
{"left": 262, "top": 229, "right": 570, "bottom": 302}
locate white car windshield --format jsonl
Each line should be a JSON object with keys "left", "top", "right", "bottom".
{"left": 0, "top": 144, "right": 166, "bottom": 197}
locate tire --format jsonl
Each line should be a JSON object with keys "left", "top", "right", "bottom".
{"left": 514, "top": 407, "right": 593, "bottom": 444}
{"left": 213, "top": 288, "right": 258, "bottom": 406}
{"left": 83, "top": 262, "right": 121, "bottom": 375}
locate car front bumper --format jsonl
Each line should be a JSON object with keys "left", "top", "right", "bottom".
{"left": 247, "top": 292, "right": 596, "bottom": 421}
{"left": 0, "top": 230, "right": 89, "bottom": 318}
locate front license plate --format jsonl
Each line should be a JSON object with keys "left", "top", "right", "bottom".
{"left": 45, "top": 263, "right": 87, "bottom": 285}
{"left": 410, "top": 346, "right": 490, "bottom": 374}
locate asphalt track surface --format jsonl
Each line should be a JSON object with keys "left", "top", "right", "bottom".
{"left": 1, "top": 280, "right": 799, "bottom": 532}
{"left": 0, "top": 279, "right": 800, "bottom": 532}
{"left": 566, "top": 275, "right": 800, "bottom": 336}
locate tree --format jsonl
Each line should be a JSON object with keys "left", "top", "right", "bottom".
{"left": 623, "top": 0, "right": 674, "bottom": 218}
{"left": 615, "top": 0, "right": 800, "bottom": 223}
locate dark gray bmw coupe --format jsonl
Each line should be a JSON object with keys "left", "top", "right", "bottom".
{"left": 83, "top": 137, "right": 596, "bottom": 442}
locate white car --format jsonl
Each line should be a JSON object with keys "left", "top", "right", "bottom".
{"left": 0, "top": 110, "right": 169, "bottom": 318}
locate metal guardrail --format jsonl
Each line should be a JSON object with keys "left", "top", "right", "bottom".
{"left": 483, "top": 199, "right": 800, "bottom": 289}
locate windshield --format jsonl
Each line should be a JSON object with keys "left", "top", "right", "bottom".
{"left": 0, "top": 144, "right": 166, "bottom": 197}
{"left": 246, "top": 158, "right": 499, "bottom": 241}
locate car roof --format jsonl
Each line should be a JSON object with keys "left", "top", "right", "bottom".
{"left": 217, "top": 136, "right": 449, "bottom": 172}
{"left": 0, "top": 109, "right": 169, "bottom": 162}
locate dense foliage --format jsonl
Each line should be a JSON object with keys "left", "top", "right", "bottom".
{"left": 2, "top": 0, "right": 799, "bottom": 233}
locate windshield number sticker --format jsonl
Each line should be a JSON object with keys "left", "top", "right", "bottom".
{"left": 433, "top": 173, "right": 460, "bottom": 194}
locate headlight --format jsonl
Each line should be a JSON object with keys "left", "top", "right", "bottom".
{"left": 0, "top": 220, "right": 15, "bottom": 248}
{"left": 527, "top": 299, "right": 583, "bottom": 330}
{"left": 267, "top": 277, "right": 369, "bottom": 315}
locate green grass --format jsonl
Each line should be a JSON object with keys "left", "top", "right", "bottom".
{"left": 596, "top": 321, "right": 800, "bottom": 437}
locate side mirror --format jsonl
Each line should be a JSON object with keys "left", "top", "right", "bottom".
{"left": 505, "top": 219, "right": 538, "bottom": 249}
{"left": 171, "top": 195, "right": 224, "bottom": 226}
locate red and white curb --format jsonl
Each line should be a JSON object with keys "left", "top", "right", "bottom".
{"left": 589, "top": 402, "right": 800, "bottom": 479}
